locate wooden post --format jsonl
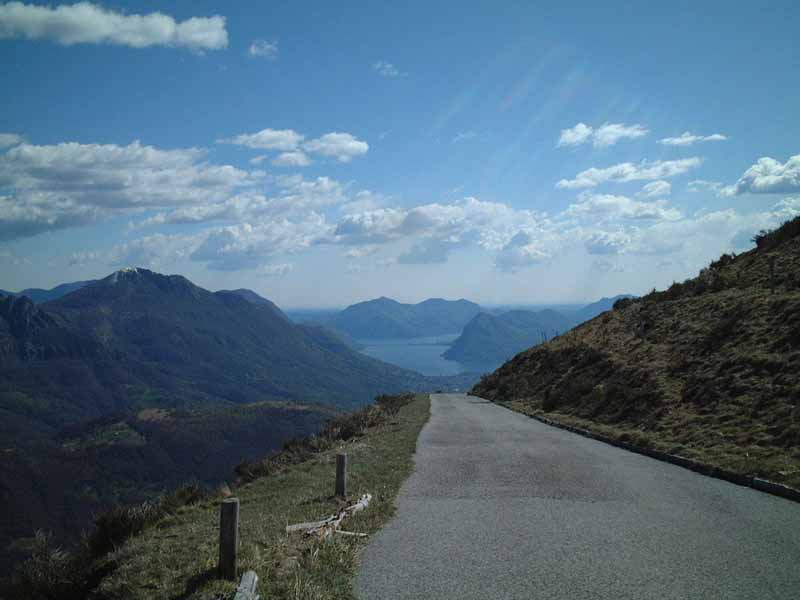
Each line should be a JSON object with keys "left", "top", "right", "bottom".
{"left": 335, "top": 452, "right": 347, "bottom": 497}
{"left": 219, "top": 497, "right": 240, "bottom": 580}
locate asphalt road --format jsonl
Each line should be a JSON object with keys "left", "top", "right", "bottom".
{"left": 355, "top": 393, "right": 800, "bottom": 599}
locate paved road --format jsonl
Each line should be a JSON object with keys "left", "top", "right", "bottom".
{"left": 355, "top": 393, "right": 800, "bottom": 599}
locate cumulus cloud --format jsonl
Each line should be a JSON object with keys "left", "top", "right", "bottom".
{"left": 303, "top": 132, "right": 369, "bottom": 163}
{"left": 565, "top": 193, "right": 681, "bottom": 222}
{"left": 110, "top": 233, "right": 198, "bottom": 268}
{"left": 557, "top": 122, "right": 592, "bottom": 147}
{"left": 190, "top": 215, "right": 332, "bottom": 271}
{"left": 557, "top": 122, "right": 648, "bottom": 148}
{"left": 556, "top": 157, "right": 702, "bottom": 189}
{"left": 0, "top": 1, "right": 227, "bottom": 50}
{"left": 658, "top": 132, "right": 727, "bottom": 146}
{"left": 218, "top": 128, "right": 304, "bottom": 151}
{"left": 495, "top": 231, "right": 552, "bottom": 272}
{"left": 272, "top": 151, "right": 311, "bottom": 167}
{"left": 584, "top": 231, "right": 632, "bottom": 255}
{"left": 373, "top": 61, "right": 402, "bottom": 77}
{"left": 720, "top": 154, "right": 800, "bottom": 196}
{"left": 0, "top": 133, "right": 23, "bottom": 148}
{"left": 637, "top": 180, "right": 671, "bottom": 198}
{"left": 687, "top": 179, "right": 723, "bottom": 193}
{"left": 248, "top": 38, "right": 277, "bottom": 60}
{"left": 0, "top": 139, "right": 260, "bottom": 240}
{"left": 220, "top": 129, "right": 369, "bottom": 163}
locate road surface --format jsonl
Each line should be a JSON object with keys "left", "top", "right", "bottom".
{"left": 355, "top": 393, "right": 800, "bottom": 599}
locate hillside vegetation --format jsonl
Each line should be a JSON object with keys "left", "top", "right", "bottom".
{"left": 4, "top": 394, "right": 430, "bottom": 600}
{"left": 474, "top": 217, "right": 800, "bottom": 489}
{"left": 0, "top": 269, "right": 451, "bottom": 574}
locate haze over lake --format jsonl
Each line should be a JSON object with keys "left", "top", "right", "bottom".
{"left": 356, "top": 334, "right": 500, "bottom": 377}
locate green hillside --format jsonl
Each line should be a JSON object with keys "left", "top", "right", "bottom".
{"left": 474, "top": 217, "right": 800, "bottom": 489}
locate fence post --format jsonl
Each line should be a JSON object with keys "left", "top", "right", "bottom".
{"left": 336, "top": 452, "right": 347, "bottom": 497}
{"left": 219, "top": 497, "right": 240, "bottom": 580}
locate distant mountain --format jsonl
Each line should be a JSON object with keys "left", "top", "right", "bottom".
{"left": 567, "top": 294, "right": 634, "bottom": 323}
{"left": 0, "top": 268, "right": 453, "bottom": 571}
{"left": 444, "top": 309, "right": 574, "bottom": 365}
{"left": 324, "top": 296, "right": 481, "bottom": 339}
{"left": 0, "top": 279, "right": 95, "bottom": 303}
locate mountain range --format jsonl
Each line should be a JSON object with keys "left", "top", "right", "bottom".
{"left": 0, "top": 268, "right": 466, "bottom": 573}
{"left": 321, "top": 296, "right": 481, "bottom": 339}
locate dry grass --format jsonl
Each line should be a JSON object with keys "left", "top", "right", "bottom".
{"left": 475, "top": 217, "right": 800, "bottom": 490}
{"left": 94, "top": 394, "right": 430, "bottom": 599}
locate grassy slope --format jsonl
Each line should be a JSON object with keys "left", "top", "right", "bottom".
{"left": 474, "top": 219, "right": 800, "bottom": 490}
{"left": 98, "top": 394, "right": 430, "bottom": 599}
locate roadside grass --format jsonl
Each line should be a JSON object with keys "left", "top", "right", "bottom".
{"left": 96, "top": 393, "right": 430, "bottom": 599}
{"left": 497, "top": 399, "right": 800, "bottom": 490}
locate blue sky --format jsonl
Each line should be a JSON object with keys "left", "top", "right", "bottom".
{"left": 1, "top": 1, "right": 798, "bottom": 307}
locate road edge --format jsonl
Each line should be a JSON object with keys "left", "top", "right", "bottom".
{"left": 484, "top": 396, "right": 800, "bottom": 504}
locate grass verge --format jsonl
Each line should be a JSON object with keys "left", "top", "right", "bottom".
{"left": 92, "top": 393, "right": 429, "bottom": 599}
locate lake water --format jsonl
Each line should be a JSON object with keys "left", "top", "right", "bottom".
{"left": 356, "top": 334, "right": 500, "bottom": 377}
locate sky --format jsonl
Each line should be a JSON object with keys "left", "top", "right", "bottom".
{"left": 1, "top": 1, "right": 799, "bottom": 308}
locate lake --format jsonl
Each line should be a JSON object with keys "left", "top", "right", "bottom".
{"left": 356, "top": 334, "right": 500, "bottom": 377}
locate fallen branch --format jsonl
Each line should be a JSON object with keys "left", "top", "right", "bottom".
{"left": 286, "top": 493, "right": 372, "bottom": 539}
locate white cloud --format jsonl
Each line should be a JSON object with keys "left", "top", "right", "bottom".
{"left": 557, "top": 122, "right": 592, "bottom": 147}
{"left": 556, "top": 157, "right": 702, "bottom": 189}
{"left": 334, "top": 208, "right": 406, "bottom": 244}
{"left": 565, "top": 193, "right": 682, "bottom": 222}
{"left": 0, "top": 133, "right": 23, "bottom": 148}
{"left": 303, "top": 132, "right": 369, "bottom": 163}
{"left": 637, "top": 180, "right": 671, "bottom": 198}
{"left": 687, "top": 179, "right": 723, "bottom": 193}
{"left": 190, "top": 215, "right": 332, "bottom": 271}
{"left": 592, "top": 123, "right": 649, "bottom": 148}
{"left": 248, "top": 155, "right": 269, "bottom": 165}
{"left": 495, "top": 230, "right": 552, "bottom": 272}
{"left": 272, "top": 151, "right": 311, "bottom": 167}
{"left": 110, "top": 233, "right": 198, "bottom": 268}
{"left": 584, "top": 231, "right": 632, "bottom": 255}
{"left": 0, "top": 139, "right": 260, "bottom": 240}
{"left": 218, "top": 128, "right": 303, "bottom": 151}
{"left": 220, "top": 129, "right": 369, "bottom": 164}
{"left": 373, "top": 61, "right": 402, "bottom": 77}
{"left": 721, "top": 154, "right": 800, "bottom": 196}
{"left": 658, "top": 132, "right": 727, "bottom": 146}
{"left": 260, "top": 263, "right": 293, "bottom": 276}
{"left": 248, "top": 39, "right": 278, "bottom": 60}
{"left": 0, "top": 1, "right": 227, "bottom": 50}
{"left": 557, "top": 122, "right": 648, "bottom": 148}
{"left": 452, "top": 131, "right": 477, "bottom": 143}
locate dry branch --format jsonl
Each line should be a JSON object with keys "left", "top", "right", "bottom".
{"left": 286, "top": 493, "right": 372, "bottom": 539}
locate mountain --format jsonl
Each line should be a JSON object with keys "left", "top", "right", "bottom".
{"left": 217, "top": 287, "right": 291, "bottom": 322}
{"left": 0, "top": 279, "right": 95, "bottom": 303}
{"left": 443, "top": 309, "right": 575, "bottom": 365}
{"left": 566, "top": 294, "right": 634, "bottom": 323}
{"left": 0, "top": 268, "right": 451, "bottom": 573}
{"left": 323, "top": 296, "right": 481, "bottom": 339}
{"left": 474, "top": 216, "right": 800, "bottom": 491}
